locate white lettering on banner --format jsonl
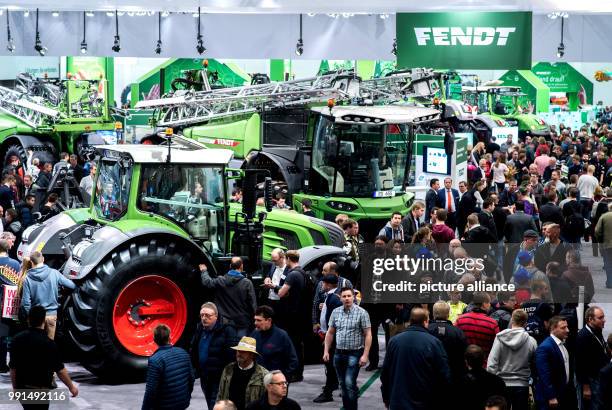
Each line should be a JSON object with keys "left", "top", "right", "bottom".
{"left": 2, "top": 285, "right": 20, "bottom": 320}
{"left": 414, "top": 27, "right": 516, "bottom": 46}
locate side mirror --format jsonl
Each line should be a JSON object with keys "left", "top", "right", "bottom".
{"left": 264, "top": 177, "right": 273, "bottom": 212}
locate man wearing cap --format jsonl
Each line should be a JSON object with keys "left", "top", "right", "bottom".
{"left": 504, "top": 227, "right": 539, "bottom": 283}
{"left": 217, "top": 336, "right": 268, "bottom": 410}
{"left": 511, "top": 250, "right": 552, "bottom": 302}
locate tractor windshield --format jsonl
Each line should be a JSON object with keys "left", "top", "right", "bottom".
{"left": 94, "top": 159, "right": 131, "bottom": 221}
{"left": 311, "top": 115, "right": 409, "bottom": 197}
{"left": 463, "top": 91, "right": 489, "bottom": 114}
{"left": 138, "top": 164, "right": 226, "bottom": 254}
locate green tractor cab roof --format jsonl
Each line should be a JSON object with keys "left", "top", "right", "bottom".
{"left": 95, "top": 143, "right": 234, "bottom": 165}
{"left": 311, "top": 104, "right": 440, "bottom": 124}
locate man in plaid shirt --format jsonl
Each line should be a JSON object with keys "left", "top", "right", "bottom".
{"left": 323, "top": 287, "right": 371, "bottom": 410}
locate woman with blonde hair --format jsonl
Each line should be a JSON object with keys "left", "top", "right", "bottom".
{"left": 492, "top": 153, "right": 509, "bottom": 194}
{"left": 470, "top": 142, "right": 486, "bottom": 166}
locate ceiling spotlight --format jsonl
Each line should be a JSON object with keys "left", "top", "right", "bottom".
{"left": 34, "top": 9, "right": 47, "bottom": 56}
{"left": 106, "top": 11, "right": 114, "bottom": 17}
{"left": 52, "top": 11, "right": 59, "bottom": 17}
{"left": 161, "top": 11, "right": 170, "bottom": 17}
{"left": 80, "top": 11, "right": 87, "bottom": 54}
{"left": 192, "top": 12, "right": 199, "bottom": 18}
{"left": 557, "top": 43, "right": 565, "bottom": 58}
{"left": 23, "top": 10, "right": 29, "bottom": 17}
{"left": 391, "top": 38, "right": 397, "bottom": 56}
{"left": 307, "top": 13, "right": 316, "bottom": 17}
{"left": 86, "top": 11, "right": 94, "bottom": 17}
{"left": 196, "top": 7, "right": 206, "bottom": 54}
{"left": 295, "top": 14, "right": 303, "bottom": 56}
{"left": 127, "top": 11, "right": 135, "bottom": 17}
{"left": 379, "top": 13, "right": 390, "bottom": 19}
{"left": 556, "top": 15, "right": 565, "bottom": 58}
{"left": 112, "top": 10, "right": 121, "bottom": 52}
{"left": 6, "top": 10, "right": 15, "bottom": 52}
{"left": 155, "top": 12, "right": 162, "bottom": 54}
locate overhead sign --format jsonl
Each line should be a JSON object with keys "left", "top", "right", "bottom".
{"left": 396, "top": 12, "right": 532, "bottom": 70}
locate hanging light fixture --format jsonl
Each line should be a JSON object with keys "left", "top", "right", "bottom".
{"left": 155, "top": 12, "right": 162, "bottom": 54}
{"left": 196, "top": 7, "right": 206, "bottom": 54}
{"left": 295, "top": 14, "right": 303, "bottom": 56}
{"left": 80, "top": 11, "right": 87, "bottom": 54}
{"left": 112, "top": 10, "right": 121, "bottom": 52}
{"left": 556, "top": 15, "right": 566, "bottom": 58}
{"left": 6, "top": 9, "right": 14, "bottom": 52}
{"left": 34, "top": 9, "right": 47, "bottom": 56}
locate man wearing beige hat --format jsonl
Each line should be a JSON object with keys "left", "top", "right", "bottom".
{"left": 217, "top": 336, "right": 268, "bottom": 410}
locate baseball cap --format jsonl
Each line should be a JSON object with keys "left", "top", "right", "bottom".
{"left": 517, "top": 251, "right": 533, "bottom": 266}
{"left": 514, "top": 267, "right": 532, "bottom": 285}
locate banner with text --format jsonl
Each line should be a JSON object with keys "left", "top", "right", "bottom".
{"left": 396, "top": 12, "right": 532, "bottom": 69}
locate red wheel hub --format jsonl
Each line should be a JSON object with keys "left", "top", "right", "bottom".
{"left": 112, "top": 275, "right": 187, "bottom": 356}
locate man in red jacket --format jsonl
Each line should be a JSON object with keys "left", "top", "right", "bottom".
{"left": 456, "top": 292, "right": 500, "bottom": 361}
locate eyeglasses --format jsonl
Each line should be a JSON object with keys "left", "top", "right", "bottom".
{"left": 201, "top": 313, "right": 216, "bottom": 319}
{"left": 270, "top": 381, "right": 289, "bottom": 386}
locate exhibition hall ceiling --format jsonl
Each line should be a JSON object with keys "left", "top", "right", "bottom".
{"left": 0, "top": 0, "right": 610, "bottom": 14}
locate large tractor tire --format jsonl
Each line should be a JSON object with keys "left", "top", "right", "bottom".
{"left": 65, "top": 239, "right": 202, "bottom": 381}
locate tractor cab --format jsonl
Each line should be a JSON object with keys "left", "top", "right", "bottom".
{"left": 91, "top": 141, "right": 233, "bottom": 256}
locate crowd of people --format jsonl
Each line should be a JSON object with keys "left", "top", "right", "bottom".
{"left": 2, "top": 119, "right": 612, "bottom": 410}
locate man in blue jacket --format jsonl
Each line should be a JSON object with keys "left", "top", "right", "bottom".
{"left": 190, "top": 302, "right": 237, "bottom": 410}
{"left": 20, "top": 251, "right": 76, "bottom": 340}
{"left": 250, "top": 305, "right": 298, "bottom": 380}
{"left": 142, "top": 324, "right": 194, "bottom": 410}
{"left": 381, "top": 307, "right": 451, "bottom": 409}
{"left": 535, "top": 316, "right": 577, "bottom": 410}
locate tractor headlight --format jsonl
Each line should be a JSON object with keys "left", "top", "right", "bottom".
{"left": 326, "top": 201, "right": 358, "bottom": 212}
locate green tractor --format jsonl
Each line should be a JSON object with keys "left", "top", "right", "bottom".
{"left": 462, "top": 84, "right": 549, "bottom": 141}
{"left": 136, "top": 69, "right": 448, "bottom": 239}
{"left": 0, "top": 73, "right": 118, "bottom": 169}
{"left": 17, "top": 137, "right": 347, "bottom": 379}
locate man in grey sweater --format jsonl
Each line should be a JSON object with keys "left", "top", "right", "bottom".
{"left": 487, "top": 309, "right": 537, "bottom": 410}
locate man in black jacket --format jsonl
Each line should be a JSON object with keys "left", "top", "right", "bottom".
{"left": 504, "top": 201, "right": 538, "bottom": 243}
{"left": 428, "top": 301, "right": 467, "bottom": 387}
{"left": 463, "top": 213, "right": 496, "bottom": 244}
{"left": 251, "top": 306, "right": 298, "bottom": 382}
{"left": 401, "top": 201, "right": 425, "bottom": 242}
{"left": 457, "top": 187, "right": 478, "bottom": 237}
{"left": 576, "top": 306, "right": 609, "bottom": 409}
{"left": 381, "top": 307, "right": 451, "bottom": 409}
{"left": 598, "top": 335, "right": 612, "bottom": 410}
{"left": 10, "top": 305, "right": 79, "bottom": 408}
{"left": 425, "top": 179, "right": 440, "bottom": 223}
{"left": 460, "top": 345, "right": 506, "bottom": 410}
{"left": 200, "top": 257, "right": 257, "bottom": 337}
{"left": 539, "top": 192, "right": 564, "bottom": 226}
{"left": 479, "top": 199, "right": 499, "bottom": 242}
{"left": 190, "top": 302, "right": 238, "bottom": 410}
{"left": 534, "top": 224, "right": 570, "bottom": 274}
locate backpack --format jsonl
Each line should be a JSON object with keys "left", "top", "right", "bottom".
{"left": 525, "top": 315, "right": 547, "bottom": 344}
{"left": 565, "top": 209, "right": 585, "bottom": 236}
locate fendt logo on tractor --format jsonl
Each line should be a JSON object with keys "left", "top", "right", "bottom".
{"left": 414, "top": 27, "right": 517, "bottom": 46}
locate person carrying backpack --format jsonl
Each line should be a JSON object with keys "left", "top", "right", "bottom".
{"left": 562, "top": 187, "right": 585, "bottom": 245}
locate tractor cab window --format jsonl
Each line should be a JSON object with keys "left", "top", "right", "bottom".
{"left": 94, "top": 159, "right": 130, "bottom": 221}
{"left": 463, "top": 91, "right": 489, "bottom": 114}
{"left": 138, "top": 164, "right": 226, "bottom": 254}
{"left": 311, "top": 115, "right": 409, "bottom": 197}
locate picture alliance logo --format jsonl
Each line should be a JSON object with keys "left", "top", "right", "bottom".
{"left": 414, "top": 27, "right": 517, "bottom": 46}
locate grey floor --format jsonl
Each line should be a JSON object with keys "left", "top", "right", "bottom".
{"left": 0, "top": 247, "right": 609, "bottom": 409}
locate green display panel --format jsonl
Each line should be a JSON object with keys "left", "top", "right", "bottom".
{"left": 531, "top": 62, "right": 593, "bottom": 110}
{"left": 396, "top": 12, "right": 532, "bottom": 69}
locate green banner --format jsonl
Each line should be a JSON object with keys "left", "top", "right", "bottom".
{"left": 531, "top": 62, "right": 593, "bottom": 108}
{"left": 396, "top": 12, "right": 532, "bottom": 70}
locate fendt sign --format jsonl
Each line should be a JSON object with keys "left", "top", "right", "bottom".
{"left": 414, "top": 27, "right": 516, "bottom": 46}
{"left": 397, "top": 12, "right": 532, "bottom": 69}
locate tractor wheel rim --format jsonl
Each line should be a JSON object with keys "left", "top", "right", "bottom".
{"left": 112, "top": 274, "right": 187, "bottom": 356}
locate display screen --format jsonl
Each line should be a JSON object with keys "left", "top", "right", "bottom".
{"left": 491, "top": 126, "right": 519, "bottom": 145}
{"left": 423, "top": 146, "right": 451, "bottom": 175}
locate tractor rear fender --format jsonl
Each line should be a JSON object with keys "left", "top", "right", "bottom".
{"left": 473, "top": 116, "right": 499, "bottom": 130}
{"left": 62, "top": 227, "right": 217, "bottom": 281}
